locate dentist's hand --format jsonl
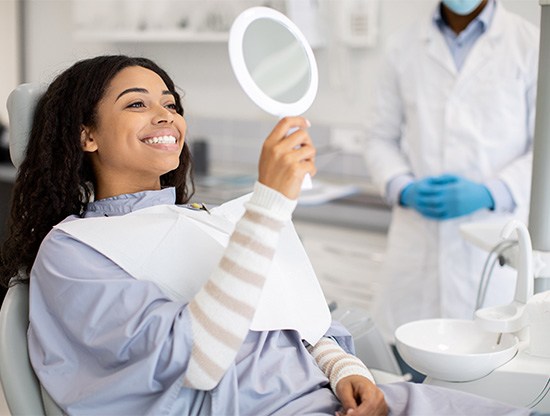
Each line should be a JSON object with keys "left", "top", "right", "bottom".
{"left": 432, "top": 174, "right": 494, "bottom": 219}
{"left": 258, "top": 116, "right": 316, "bottom": 200}
{"left": 335, "top": 375, "right": 388, "bottom": 416}
{"left": 400, "top": 176, "right": 452, "bottom": 218}
{"left": 400, "top": 174, "right": 494, "bottom": 220}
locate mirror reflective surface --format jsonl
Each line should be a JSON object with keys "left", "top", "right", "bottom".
{"left": 242, "top": 18, "right": 311, "bottom": 104}
{"left": 228, "top": 6, "right": 318, "bottom": 118}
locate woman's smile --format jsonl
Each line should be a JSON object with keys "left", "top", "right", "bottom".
{"left": 139, "top": 128, "right": 181, "bottom": 151}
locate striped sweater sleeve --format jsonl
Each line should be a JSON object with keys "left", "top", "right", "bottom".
{"left": 183, "top": 182, "right": 297, "bottom": 390}
{"left": 307, "top": 337, "right": 375, "bottom": 391}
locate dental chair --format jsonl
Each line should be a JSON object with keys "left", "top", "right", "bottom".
{"left": 0, "top": 284, "right": 63, "bottom": 415}
{"left": 0, "top": 283, "right": 42, "bottom": 415}
{"left": 0, "top": 83, "right": 63, "bottom": 415}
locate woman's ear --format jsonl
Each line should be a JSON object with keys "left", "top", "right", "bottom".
{"left": 81, "top": 127, "right": 98, "bottom": 152}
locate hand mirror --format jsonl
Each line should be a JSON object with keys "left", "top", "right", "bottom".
{"left": 228, "top": 6, "right": 319, "bottom": 189}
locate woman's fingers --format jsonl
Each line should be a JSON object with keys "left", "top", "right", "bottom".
{"left": 266, "top": 116, "right": 311, "bottom": 145}
{"left": 267, "top": 118, "right": 315, "bottom": 162}
{"left": 258, "top": 116, "right": 316, "bottom": 199}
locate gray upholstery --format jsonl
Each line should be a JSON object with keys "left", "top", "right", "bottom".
{"left": 7, "top": 83, "right": 46, "bottom": 169}
{"left": 0, "top": 284, "right": 46, "bottom": 415}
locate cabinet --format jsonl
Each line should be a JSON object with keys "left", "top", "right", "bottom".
{"left": 294, "top": 220, "right": 387, "bottom": 313}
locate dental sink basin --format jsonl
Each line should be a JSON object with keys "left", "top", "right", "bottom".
{"left": 395, "top": 319, "right": 519, "bottom": 382}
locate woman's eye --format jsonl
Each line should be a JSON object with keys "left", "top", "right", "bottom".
{"left": 165, "top": 103, "right": 177, "bottom": 110}
{"left": 127, "top": 101, "right": 145, "bottom": 109}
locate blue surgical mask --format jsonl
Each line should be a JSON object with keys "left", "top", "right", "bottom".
{"left": 442, "top": 0, "right": 483, "bottom": 15}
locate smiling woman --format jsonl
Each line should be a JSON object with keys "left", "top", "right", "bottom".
{"left": 80, "top": 66, "right": 187, "bottom": 199}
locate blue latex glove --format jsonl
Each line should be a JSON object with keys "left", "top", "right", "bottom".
{"left": 400, "top": 176, "right": 449, "bottom": 215}
{"left": 400, "top": 174, "right": 494, "bottom": 220}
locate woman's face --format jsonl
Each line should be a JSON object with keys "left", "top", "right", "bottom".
{"left": 82, "top": 65, "right": 186, "bottom": 197}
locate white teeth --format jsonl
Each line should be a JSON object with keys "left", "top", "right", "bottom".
{"left": 142, "top": 135, "right": 177, "bottom": 144}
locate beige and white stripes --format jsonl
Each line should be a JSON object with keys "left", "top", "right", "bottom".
{"left": 307, "top": 337, "right": 375, "bottom": 392}
{"left": 183, "top": 182, "right": 296, "bottom": 390}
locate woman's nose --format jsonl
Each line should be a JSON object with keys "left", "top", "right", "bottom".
{"left": 152, "top": 105, "right": 174, "bottom": 124}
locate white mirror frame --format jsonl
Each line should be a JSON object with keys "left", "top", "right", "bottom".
{"left": 228, "top": 6, "right": 319, "bottom": 118}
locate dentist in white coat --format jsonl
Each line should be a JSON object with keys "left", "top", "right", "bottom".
{"left": 364, "top": 0, "right": 539, "bottom": 346}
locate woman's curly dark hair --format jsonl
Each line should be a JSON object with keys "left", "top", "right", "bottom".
{"left": 0, "top": 55, "right": 195, "bottom": 286}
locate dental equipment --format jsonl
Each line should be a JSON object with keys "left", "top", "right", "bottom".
{"left": 529, "top": 1, "right": 550, "bottom": 295}
{"left": 396, "top": 219, "right": 550, "bottom": 412}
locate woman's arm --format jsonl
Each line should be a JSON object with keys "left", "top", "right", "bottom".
{"left": 184, "top": 182, "right": 296, "bottom": 389}
{"left": 307, "top": 337, "right": 387, "bottom": 416}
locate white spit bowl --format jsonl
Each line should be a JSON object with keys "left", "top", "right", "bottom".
{"left": 395, "top": 319, "right": 519, "bottom": 382}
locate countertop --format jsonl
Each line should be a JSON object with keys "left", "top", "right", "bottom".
{"left": 194, "top": 169, "right": 391, "bottom": 232}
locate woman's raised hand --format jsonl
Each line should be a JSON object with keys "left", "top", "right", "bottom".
{"left": 258, "top": 116, "right": 316, "bottom": 200}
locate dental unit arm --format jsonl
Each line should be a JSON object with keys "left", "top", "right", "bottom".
{"left": 473, "top": 219, "right": 550, "bottom": 361}
{"left": 529, "top": 0, "right": 550, "bottom": 294}
{"left": 474, "top": 220, "right": 534, "bottom": 334}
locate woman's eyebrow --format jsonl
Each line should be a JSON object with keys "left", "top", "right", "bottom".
{"left": 116, "top": 87, "right": 148, "bottom": 101}
{"left": 115, "top": 88, "right": 174, "bottom": 101}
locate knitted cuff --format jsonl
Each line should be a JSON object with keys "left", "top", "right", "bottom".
{"left": 307, "top": 337, "right": 375, "bottom": 392}
{"left": 245, "top": 181, "right": 297, "bottom": 222}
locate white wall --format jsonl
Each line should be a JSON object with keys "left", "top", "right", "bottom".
{"left": 22, "top": 0, "right": 541, "bottom": 127}
{"left": 0, "top": 0, "right": 20, "bottom": 124}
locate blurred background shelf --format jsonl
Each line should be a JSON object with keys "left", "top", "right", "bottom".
{"left": 74, "top": 30, "right": 229, "bottom": 43}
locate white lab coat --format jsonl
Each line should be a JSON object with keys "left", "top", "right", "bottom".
{"left": 364, "top": 2, "right": 539, "bottom": 342}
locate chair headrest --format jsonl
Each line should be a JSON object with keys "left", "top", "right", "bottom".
{"left": 7, "top": 84, "right": 46, "bottom": 169}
